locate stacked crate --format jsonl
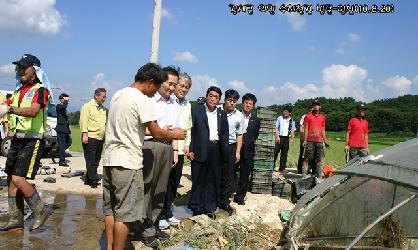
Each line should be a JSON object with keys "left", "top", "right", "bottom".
{"left": 250, "top": 107, "right": 277, "bottom": 194}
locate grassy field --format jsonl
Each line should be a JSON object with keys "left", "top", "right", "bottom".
{"left": 284, "top": 131, "right": 415, "bottom": 169}
{"left": 69, "top": 126, "right": 82, "bottom": 152}
{"left": 69, "top": 126, "right": 414, "bottom": 169}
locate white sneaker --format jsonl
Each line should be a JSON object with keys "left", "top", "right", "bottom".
{"left": 159, "top": 219, "right": 170, "bottom": 230}
{"left": 168, "top": 216, "right": 181, "bottom": 226}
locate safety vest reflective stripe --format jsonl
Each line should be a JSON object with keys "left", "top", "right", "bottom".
{"left": 7, "top": 83, "right": 49, "bottom": 139}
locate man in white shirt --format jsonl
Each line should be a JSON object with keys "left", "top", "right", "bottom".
{"left": 102, "top": 63, "right": 186, "bottom": 249}
{"left": 274, "top": 106, "right": 296, "bottom": 173}
{"left": 159, "top": 72, "right": 192, "bottom": 229}
{"left": 141, "top": 66, "right": 181, "bottom": 244}
{"left": 219, "top": 89, "right": 246, "bottom": 215}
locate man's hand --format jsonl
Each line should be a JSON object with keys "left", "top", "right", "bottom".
{"left": 172, "top": 151, "right": 178, "bottom": 167}
{"left": 235, "top": 152, "right": 240, "bottom": 164}
{"left": 172, "top": 128, "right": 187, "bottom": 140}
{"left": 302, "top": 141, "right": 307, "bottom": 147}
{"left": 82, "top": 133, "right": 89, "bottom": 144}
{"left": 184, "top": 146, "right": 189, "bottom": 155}
{"left": 324, "top": 141, "right": 330, "bottom": 148}
{"left": 365, "top": 147, "right": 369, "bottom": 154}
{"left": 276, "top": 135, "right": 280, "bottom": 144}
{"left": 187, "top": 152, "right": 194, "bottom": 161}
{"left": 0, "top": 104, "right": 9, "bottom": 116}
{"left": 290, "top": 138, "right": 294, "bottom": 146}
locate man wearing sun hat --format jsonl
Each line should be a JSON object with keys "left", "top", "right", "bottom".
{"left": 0, "top": 54, "right": 50, "bottom": 231}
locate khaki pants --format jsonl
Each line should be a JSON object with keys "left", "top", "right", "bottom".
{"left": 141, "top": 141, "right": 172, "bottom": 237}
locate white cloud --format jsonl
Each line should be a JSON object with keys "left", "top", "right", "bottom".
{"left": 0, "top": 64, "right": 15, "bottom": 75}
{"left": 382, "top": 75, "right": 412, "bottom": 96}
{"left": 228, "top": 80, "right": 252, "bottom": 94}
{"left": 172, "top": 51, "right": 198, "bottom": 63}
{"left": 348, "top": 33, "right": 360, "bottom": 43}
{"left": 283, "top": 1, "right": 306, "bottom": 31}
{"left": 189, "top": 74, "right": 220, "bottom": 100}
{"left": 257, "top": 64, "right": 380, "bottom": 105}
{"left": 258, "top": 82, "right": 319, "bottom": 105}
{"left": 321, "top": 64, "right": 368, "bottom": 100}
{"left": 286, "top": 13, "right": 306, "bottom": 31}
{"left": 161, "top": 7, "right": 174, "bottom": 20}
{"left": 0, "top": 0, "right": 66, "bottom": 35}
{"left": 336, "top": 33, "right": 360, "bottom": 55}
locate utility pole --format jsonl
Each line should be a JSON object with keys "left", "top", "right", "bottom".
{"left": 150, "top": 0, "right": 162, "bottom": 63}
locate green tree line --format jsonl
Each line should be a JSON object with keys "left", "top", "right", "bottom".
{"left": 68, "top": 94, "right": 418, "bottom": 133}
{"left": 268, "top": 94, "right": 418, "bottom": 133}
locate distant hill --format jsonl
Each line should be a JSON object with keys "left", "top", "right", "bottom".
{"left": 69, "top": 95, "right": 417, "bottom": 134}
{"left": 266, "top": 95, "right": 418, "bottom": 133}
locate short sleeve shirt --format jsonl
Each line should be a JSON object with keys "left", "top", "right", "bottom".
{"left": 103, "top": 87, "right": 156, "bottom": 169}
{"left": 304, "top": 113, "right": 326, "bottom": 142}
{"left": 347, "top": 117, "right": 369, "bottom": 147}
{"left": 224, "top": 108, "right": 246, "bottom": 144}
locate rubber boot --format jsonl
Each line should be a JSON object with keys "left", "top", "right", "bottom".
{"left": 0, "top": 195, "right": 24, "bottom": 231}
{"left": 302, "top": 164, "right": 308, "bottom": 179}
{"left": 25, "top": 191, "right": 48, "bottom": 231}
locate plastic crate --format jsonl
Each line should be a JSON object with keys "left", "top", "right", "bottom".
{"left": 257, "top": 107, "right": 277, "bottom": 117}
{"left": 255, "top": 132, "right": 276, "bottom": 147}
{"left": 291, "top": 177, "right": 316, "bottom": 201}
{"left": 250, "top": 182, "right": 272, "bottom": 194}
{"left": 253, "top": 159, "right": 275, "bottom": 170}
{"left": 272, "top": 180, "right": 292, "bottom": 197}
{"left": 251, "top": 168, "right": 273, "bottom": 178}
{"left": 251, "top": 175, "right": 272, "bottom": 184}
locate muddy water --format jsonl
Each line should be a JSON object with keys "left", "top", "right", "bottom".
{"left": 0, "top": 193, "right": 105, "bottom": 250}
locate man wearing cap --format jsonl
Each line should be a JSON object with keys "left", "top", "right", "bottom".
{"left": 302, "top": 100, "right": 327, "bottom": 179}
{"left": 55, "top": 93, "right": 71, "bottom": 167}
{"left": 79, "top": 88, "right": 107, "bottom": 188}
{"left": 0, "top": 54, "right": 50, "bottom": 231}
{"left": 346, "top": 104, "right": 369, "bottom": 159}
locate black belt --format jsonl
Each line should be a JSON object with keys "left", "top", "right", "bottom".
{"left": 146, "top": 138, "right": 172, "bottom": 146}
{"left": 209, "top": 140, "right": 218, "bottom": 144}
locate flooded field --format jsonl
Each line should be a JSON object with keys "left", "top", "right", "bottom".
{"left": 0, "top": 192, "right": 105, "bottom": 249}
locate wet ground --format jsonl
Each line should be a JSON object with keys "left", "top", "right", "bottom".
{"left": 0, "top": 192, "right": 105, "bottom": 250}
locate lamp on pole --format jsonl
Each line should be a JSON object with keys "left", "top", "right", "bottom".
{"left": 150, "top": 0, "right": 162, "bottom": 63}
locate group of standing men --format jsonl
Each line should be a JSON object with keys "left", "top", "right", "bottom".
{"left": 275, "top": 100, "right": 369, "bottom": 179}
{"left": 0, "top": 54, "right": 370, "bottom": 250}
{"left": 102, "top": 63, "right": 263, "bottom": 249}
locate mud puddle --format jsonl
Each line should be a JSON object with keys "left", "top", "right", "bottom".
{"left": 0, "top": 192, "right": 104, "bottom": 249}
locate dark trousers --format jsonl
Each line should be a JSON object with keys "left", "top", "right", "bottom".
{"left": 220, "top": 143, "right": 236, "bottom": 207}
{"left": 57, "top": 132, "right": 71, "bottom": 164}
{"left": 274, "top": 136, "right": 290, "bottom": 170}
{"left": 297, "top": 141, "right": 317, "bottom": 174}
{"left": 82, "top": 137, "right": 103, "bottom": 183}
{"left": 161, "top": 155, "right": 185, "bottom": 220}
{"left": 234, "top": 149, "right": 253, "bottom": 202}
{"left": 189, "top": 142, "right": 220, "bottom": 213}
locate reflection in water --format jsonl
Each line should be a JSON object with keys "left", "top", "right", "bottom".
{"left": 0, "top": 192, "right": 104, "bottom": 249}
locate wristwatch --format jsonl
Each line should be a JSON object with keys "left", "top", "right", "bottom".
{"left": 7, "top": 106, "right": 14, "bottom": 114}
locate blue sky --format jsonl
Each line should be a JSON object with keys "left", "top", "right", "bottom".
{"left": 0, "top": 0, "right": 417, "bottom": 111}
